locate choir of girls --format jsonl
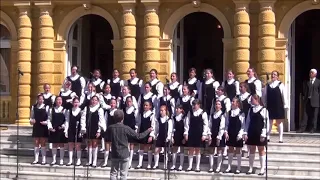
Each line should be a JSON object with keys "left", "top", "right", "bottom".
{"left": 29, "top": 65, "right": 287, "bottom": 175}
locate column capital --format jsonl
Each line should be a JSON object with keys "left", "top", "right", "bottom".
{"left": 141, "top": 0, "right": 159, "bottom": 13}
{"left": 258, "top": 0, "right": 276, "bottom": 10}
{"left": 121, "top": 3, "right": 135, "bottom": 14}
{"left": 233, "top": 0, "right": 251, "bottom": 11}
{"left": 14, "top": 2, "right": 31, "bottom": 15}
{"left": 34, "top": 1, "right": 53, "bottom": 15}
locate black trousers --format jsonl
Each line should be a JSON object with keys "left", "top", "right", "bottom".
{"left": 301, "top": 99, "right": 319, "bottom": 131}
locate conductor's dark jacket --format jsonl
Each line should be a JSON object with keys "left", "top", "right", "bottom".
{"left": 106, "top": 123, "right": 150, "bottom": 159}
{"left": 303, "top": 78, "right": 320, "bottom": 107}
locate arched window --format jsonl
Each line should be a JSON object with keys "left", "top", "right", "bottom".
{"left": 0, "top": 24, "right": 11, "bottom": 95}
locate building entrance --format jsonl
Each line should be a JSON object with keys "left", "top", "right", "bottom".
{"left": 67, "top": 14, "right": 114, "bottom": 80}
{"left": 288, "top": 10, "right": 320, "bottom": 130}
{"left": 172, "top": 12, "right": 224, "bottom": 82}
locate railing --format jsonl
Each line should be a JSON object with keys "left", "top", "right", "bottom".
{"left": 0, "top": 95, "right": 11, "bottom": 124}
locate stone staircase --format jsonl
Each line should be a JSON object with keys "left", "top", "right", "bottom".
{"left": 1, "top": 125, "right": 320, "bottom": 180}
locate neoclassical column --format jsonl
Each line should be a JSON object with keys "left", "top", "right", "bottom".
{"left": 35, "top": 2, "right": 54, "bottom": 94}
{"left": 14, "top": 3, "right": 32, "bottom": 125}
{"left": 257, "top": 0, "right": 276, "bottom": 82}
{"left": 142, "top": 2, "right": 160, "bottom": 81}
{"left": 233, "top": 0, "right": 251, "bottom": 82}
{"left": 120, "top": 3, "right": 136, "bottom": 80}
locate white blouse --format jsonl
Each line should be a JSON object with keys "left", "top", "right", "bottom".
{"left": 64, "top": 107, "right": 82, "bottom": 134}
{"left": 263, "top": 80, "right": 288, "bottom": 108}
{"left": 239, "top": 92, "right": 252, "bottom": 105}
{"left": 222, "top": 78, "right": 240, "bottom": 96}
{"left": 149, "top": 78, "right": 164, "bottom": 98}
{"left": 100, "top": 93, "right": 115, "bottom": 110}
{"left": 105, "top": 108, "right": 117, "bottom": 127}
{"left": 137, "top": 92, "right": 158, "bottom": 114}
{"left": 247, "top": 77, "right": 262, "bottom": 97}
{"left": 176, "top": 95, "right": 195, "bottom": 106}
{"left": 118, "top": 93, "right": 138, "bottom": 110}
{"left": 186, "top": 77, "right": 201, "bottom": 96}
{"left": 210, "top": 95, "right": 231, "bottom": 115}
{"left": 225, "top": 108, "right": 245, "bottom": 139}
{"left": 155, "top": 116, "right": 173, "bottom": 142}
{"left": 208, "top": 110, "right": 225, "bottom": 140}
{"left": 199, "top": 78, "right": 220, "bottom": 101}
{"left": 47, "top": 106, "right": 67, "bottom": 129}
{"left": 60, "top": 89, "right": 77, "bottom": 103}
{"left": 63, "top": 74, "right": 86, "bottom": 95}
{"left": 80, "top": 104, "right": 106, "bottom": 133}
{"left": 29, "top": 104, "right": 50, "bottom": 124}
{"left": 159, "top": 95, "right": 176, "bottom": 116}
{"left": 169, "top": 81, "right": 183, "bottom": 97}
{"left": 184, "top": 108, "right": 209, "bottom": 136}
{"left": 136, "top": 110, "right": 157, "bottom": 138}
{"left": 244, "top": 105, "right": 269, "bottom": 138}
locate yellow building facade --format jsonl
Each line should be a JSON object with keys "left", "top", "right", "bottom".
{"left": 1, "top": 0, "right": 320, "bottom": 131}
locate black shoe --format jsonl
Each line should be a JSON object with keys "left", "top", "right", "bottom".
{"left": 258, "top": 172, "right": 265, "bottom": 176}
{"left": 279, "top": 141, "right": 283, "bottom": 143}
{"left": 267, "top": 139, "right": 270, "bottom": 142}
{"left": 195, "top": 169, "right": 201, "bottom": 172}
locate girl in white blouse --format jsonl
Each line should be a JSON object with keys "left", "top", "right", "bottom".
{"left": 40, "top": 83, "right": 56, "bottom": 107}
{"left": 184, "top": 99, "right": 209, "bottom": 172}
{"left": 148, "top": 69, "right": 164, "bottom": 98}
{"left": 158, "top": 86, "right": 176, "bottom": 118}
{"left": 135, "top": 101, "right": 157, "bottom": 170}
{"left": 224, "top": 97, "right": 245, "bottom": 174}
{"left": 263, "top": 70, "right": 287, "bottom": 143}
{"left": 210, "top": 86, "right": 231, "bottom": 115}
{"left": 80, "top": 82, "right": 103, "bottom": 110}
{"left": 243, "top": 94, "right": 269, "bottom": 175}
{"left": 48, "top": 96, "right": 67, "bottom": 166}
{"left": 30, "top": 94, "right": 50, "bottom": 165}
{"left": 100, "top": 83, "right": 114, "bottom": 111}
{"left": 184, "top": 68, "right": 201, "bottom": 98}
{"left": 245, "top": 68, "right": 262, "bottom": 97}
{"left": 64, "top": 97, "right": 83, "bottom": 166}
{"left": 153, "top": 105, "right": 173, "bottom": 169}
{"left": 138, "top": 82, "right": 158, "bottom": 115}
{"left": 222, "top": 70, "right": 240, "bottom": 100}
{"left": 102, "top": 98, "right": 118, "bottom": 168}
{"left": 87, "top": 69, "right": 105, "bottom": 94}
{"left": 176, "top": 85, "right": 195, "bottom": 114}
{"left": 81, "top": 96, "right": 106, "bottom": 167}
{"left": 107, "top": 69, "right": 124, "bottom": 98}
{"left": 169, "top": 72, "right": 183, "bottom": 101}
{"left": 170, "top": 105, "right": 187, "bottom": 171}
{"left": 207, "top": 100, "right": 226, "bottom": 173}
{"left": 123, "top": 96, "right": 139, "bottom": 169}
{"left": 59, "top": 81, "right": 78, "bottom": 110}
{"left": 117, "top": 85, "right": 138, "bottom": 111}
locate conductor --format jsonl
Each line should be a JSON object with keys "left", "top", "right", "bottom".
{"left": 106, "top": 110, "right": 153, "bottom": 180}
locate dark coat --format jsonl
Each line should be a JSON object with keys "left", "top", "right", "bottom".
{"left": 303, "top": 78, "right": 320, "bottom": 107}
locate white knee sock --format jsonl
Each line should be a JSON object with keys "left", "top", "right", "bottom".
{"left": 68, "top": 151, "right": 73, "bottom": 164}
{"left": 195, "top": 154, "right": 201, "bottom": 170}
{"left": 164, "top": 153, "right": 168, "bottom": 168}
{"left": 52, "top": 148, "right": 57, "bottom": 163}
{"left": 278, "top": 122, "right": 283, "bottom": 142}
{"left": 41, "top": 147, "right": 46, "bottom": 163}
{"left": 154, "top": 153, "right": 159, "bottom": 167}
{"left": 76, "top": 150, "right": 82, "bottom": 164}
{"left": 172, "top": 153, "right": 177, "bottom": 167}
{"left": 128, "top": 150, "right": 134, "bottom": 167}
{"left": 223, "top": 147, "right": 228, "bottom": 156}
{"left": 34, "top": 147, "right": 40, "bottom": 162}
{"left": 88, "top": 147, "right": 93, "bottom": 164}
{"left": 209, "top": 154, "right": 214, "bottom": 169}
{"left": 179, "top": 153, "right": 184, "bottom": 167}
{"left": 259, "top": 155, "right": 266, "bottom": 173}
{"left": 217, "top": 154, "right": 223, "bottom": 170}
{"left": 104, "top": 150, "right": 109, "bottom": 165}
{"left": 188, "top": 155, "right": 193, "bottom": 169}
{"left": 92, "top": 147, "right": 98, "bottom": 166}
{"left": 147, "top": 151, "right": 152, "bottom": 167}
{"left": 138, "top": 150, "right": 144, "bottom": 167}
{"left": 227, "top": 153, "right": 233, "bottom": 169}
{"left": 249, "top": 154, "right": 255, "bottom": 171}
{"left": 236, "top": 154, "right": 242, "bottom": 171}
{"left": 59, "top": 148, "right": 65, "bottom": 161}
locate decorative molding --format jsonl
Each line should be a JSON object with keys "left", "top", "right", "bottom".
{"left": 159, "top": 39, "right": 172, "bottom": 50}
{"left": 121, "top": 3, "right": 135, "bottom": 14}
{"left": 53, "top": 41, "right": 66, "bottom": 50}
{"left": 233, "top": 0, "right": 251, "bottom": 11}
{"left": 258, "top": 0, "right": 276, "bottom": 10}
{"left": 311, "top": 0, "right": 320, "bottom": 5}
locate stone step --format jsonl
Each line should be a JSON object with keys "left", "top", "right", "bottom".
{"left": 2, "top": 140, "right": 320, "bottom": 153}
{"left": 3, "top": 147, "right": 319, "bottom": 161}
{"left": 2, "top": 153, "right": 320, "bottom": 168}
{"left": 0, "top": 170, "right": 160, "bottom": 180}
{"left": 1, "top": 162, "right": 320, "bottom": 179}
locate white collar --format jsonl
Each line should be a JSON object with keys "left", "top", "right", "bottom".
{"left": 230, "top": 108, "right": 241, "bottom": 117}
{"left": 162, "top": 95, "right": 172, "bottom": 100}
{"left": 150, "top": 78, "right": 159, "bottom": 86}
{"left": 129, "top": 77, "right": 139, "bottom": 84}
{"left": 182, "top": 95, "right": 191, "bottom": 102}
{"left": 42, "top": 92, "right": 52, "bottom": 98}
{"left": 143, "top": 110, "right": 152, "bottom": 118}
{"left": 247, "top": 77, "right": 257, "bottom": 83}
{"left": 174, "top": 113, "right": 183, "bottom": 121}
{"left": 239, "top": 92, "right": 250, "bottom": 101}
{"left": 143, "top": 92, "right": 154, "bottom": 99}
{"left": 160, "top": 116, "right": 169, "bottom": 123}
{"left": 113, "top": 77, "right": 120, "bottom": 83}
{"left": 108, "top": 108, "right": 117, "bottom": 115}
{"left": 205, "top": 78, "right": 214, "bottom": 84}
{"left": 36, "top": 104, "right": 45, "bottom": 109}
{"left": 92, "top": 78, "right": 102, "bottom": 85}
{"left": 89, "top": 104, "right": 100, "bottom": 112}
{"left": 218, "top": 95, "right": 226, "bottom": 101}
{"left": 169, "top": 81, "right": 180, "bottom": 89}
{"left": 71, "top": 107, "right": 81, "bottom": 116}
{"left": 192, "top": 108, "right": 204, "bottom": 116}
{"left": 126, "top": 106, "right": 135, "bottom": 114}
{"left": 53, "top": 106, "right": 64, "bottom": 112}
{"left": 188, "top": 77, "right": 197, "bottom": 84}
{"left": 213, "top": 110, "right": 222, "bottom": 118}
{"left": 227, "top": 79, "right": 235, "bottom": 84}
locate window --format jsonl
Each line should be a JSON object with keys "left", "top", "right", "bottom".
{"left": 0, "top": 25, "right": 11, "bottom": 95}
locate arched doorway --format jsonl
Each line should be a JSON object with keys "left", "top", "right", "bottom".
{"left": 172, "top": 12, "right": 224, "bottom": 82}
{"left": 287, "top": 9, "right": 320, "bottom": 131}
{"left": 0, "top": 24, "right": 11, "bottom": 95}
{"left": 67, "top": 14, "right": 114, "bottom": 80}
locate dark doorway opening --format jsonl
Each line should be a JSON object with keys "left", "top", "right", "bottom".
{"left": 294, "top": 9, "right": 320, "bottom": 130}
